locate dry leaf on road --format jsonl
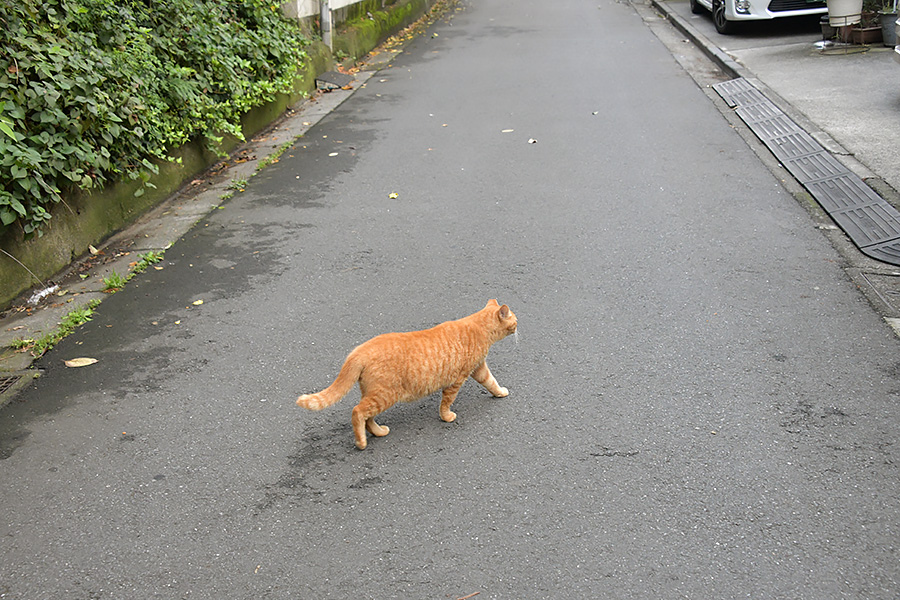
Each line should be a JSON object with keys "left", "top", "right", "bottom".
{"left": 64, "top": 357, "right": 98, "bottom": 368}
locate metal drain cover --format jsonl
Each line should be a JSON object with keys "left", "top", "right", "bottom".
{"left": 713, "top": 77, "right": 900, "bottom": 267}
{"left": 0, "top": 375, "right": 22, "bottom": 394}
{"left": 315, "top": 71, "right": 354, "bottom": 91}
{"left": 861, "top": 272, "right": 900, "bottom": 313}
{"left": 0, "top": 371, "right": 40, "bottom": 408}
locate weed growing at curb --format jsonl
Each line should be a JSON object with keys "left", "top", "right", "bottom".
{"left": 227, "top": 178, "right": 248, "bottom": 191}
{"left": 256, "top": 140, "right": 295, "bottom": 172}
{"left": 102, "top": 271, "right": 127, "bottom": 292}
{"left": 10, "top": 299, "right": 102, "bottom": 357}
{"left": 131, "top": 251, "right": 165, "bottom": 274}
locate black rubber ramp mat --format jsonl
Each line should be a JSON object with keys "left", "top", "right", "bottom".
{"left": 714, "top": 77, "right": 900, "bottom": 266}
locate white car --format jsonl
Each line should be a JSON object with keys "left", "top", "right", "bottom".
{"left": 690, "top": 0, "right": 828, "bottom": 34}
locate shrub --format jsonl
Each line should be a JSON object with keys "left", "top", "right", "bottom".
{"left": 0, "top": 0, "right": 309, "bottom": 237}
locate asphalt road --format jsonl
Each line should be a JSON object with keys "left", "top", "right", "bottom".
{"left": 2, "top": 0, "right": 900, "bottom": 598}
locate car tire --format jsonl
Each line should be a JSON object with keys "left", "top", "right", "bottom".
{"left": 690, "top": 0, "right": 704, "bottom": 14}
{"left": 712, "top": 0, "right": 735, "bottom": 34}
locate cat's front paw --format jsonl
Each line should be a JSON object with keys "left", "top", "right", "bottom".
{"left": 493, "top": 387, "right": 509, "bottom": 398}
{"left": 440, "top": 410, "right": 457, "bottom": 423}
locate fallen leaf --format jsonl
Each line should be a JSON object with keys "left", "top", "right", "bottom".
{"left": 389, "top": 192, "right": 399, "bottom": 199}
{"left": 64, "top": 357, "right": 98, "bottom": 368}
{"left": 192, "top": 299, "right": 204, "bottom": 306}
{"left": 88, "top": 245, "right": 99, "bottom": 255}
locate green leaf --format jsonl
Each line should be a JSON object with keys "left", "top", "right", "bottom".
{"left": 9, "top": 198, "right": 26, "bottom": 216}
{"left": 0, "top": 121, "right": 14, "bottom": 140}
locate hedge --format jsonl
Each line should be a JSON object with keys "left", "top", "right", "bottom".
{"left": 0, "top": 0, "right": 310, "bottom": 238}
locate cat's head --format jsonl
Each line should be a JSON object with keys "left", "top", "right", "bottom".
{"left": 486, "top": 299, "right": 517, "bottom": 339}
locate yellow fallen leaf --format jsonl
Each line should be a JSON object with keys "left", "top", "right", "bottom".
{"left": 88, "top": 245, "right": 99, "bottom": 255}
{"left": 389, "top": 192, "right": 399, "bottom": 199}
{"left": 64, "top": 357, "right": 98, "bottom": 368}
{"left": 192, "top": 299, "right": 204, "bottom": 306}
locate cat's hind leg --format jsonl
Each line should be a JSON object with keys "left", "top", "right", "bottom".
{"left": 471, "top": 361, "right": 509, "bottom": 397}
{"left": 351, "top": 396, "right": 389, "bottom": 450}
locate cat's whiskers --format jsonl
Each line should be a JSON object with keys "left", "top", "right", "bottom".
{"left": 513, "top": 329, "right": 519, "bottom": 344}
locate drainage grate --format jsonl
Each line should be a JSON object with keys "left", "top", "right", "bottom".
{"left": 315, "top": 70, "right": 354, "bottom": 91}
{"left": 861, "top": 272, "right": 900, "bottom": 313}
{"left": 714, "top": 77, "right": 900, "bottom": 267}
{"left": 0, "top": 375, "right": 23, "bottom": 395}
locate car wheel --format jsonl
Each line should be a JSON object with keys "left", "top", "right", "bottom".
{"left": 712, "top": 0, "right": 734, "bottom": 34}
{"left": 690, "top": 0, "right": 704, "bottom": 14}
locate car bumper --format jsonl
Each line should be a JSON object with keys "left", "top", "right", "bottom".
{"left": 724, "top": 0, "right": 827, "bottom": 21}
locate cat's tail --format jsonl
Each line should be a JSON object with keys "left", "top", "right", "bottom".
{"left": 296, "top": 352, "right": 363, "bottom": 410}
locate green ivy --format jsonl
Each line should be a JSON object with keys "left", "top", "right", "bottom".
{"left": 0, "top": 0, "right": 309, "bottom": 237}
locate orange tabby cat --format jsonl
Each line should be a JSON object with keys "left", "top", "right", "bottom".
{"left": 296, "top": 299, "right": 518, "bottom": 449}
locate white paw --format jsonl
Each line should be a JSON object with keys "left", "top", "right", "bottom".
{"left": 494, "top": 387, "right": 509, "bottom": 398}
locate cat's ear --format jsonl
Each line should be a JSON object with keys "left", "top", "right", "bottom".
{"left": 487, "top": 299, "right": 500, "bottom": 308}
{"left": 498, "top": 304, "right": 510, "bottom": 320}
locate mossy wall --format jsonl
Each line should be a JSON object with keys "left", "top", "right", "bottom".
{"left": 333, "top": 0, "right": 429, "bottom": 61}
{"left": 0, "top": 0, "right": 427, "bottom": 309}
